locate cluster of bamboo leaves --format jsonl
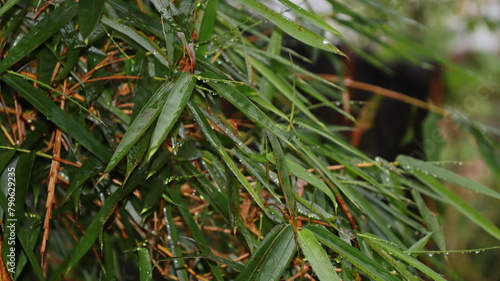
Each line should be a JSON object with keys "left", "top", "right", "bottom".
{"left": 0, "top": 0, "right": 498, "bottom": 280}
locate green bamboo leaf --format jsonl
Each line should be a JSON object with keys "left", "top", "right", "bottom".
{"left": 397, "top": 155, "right": 500, "bottom": 199}
{"left": 248, "top": 56, "right": 326, "bottom": 128}
{"left": 3, "top": 74, "right": 112, "bottom": 162}
{"left": 17, "top": 230, "right": 45, "bottom": 281}
{"left": 186, "top": 101, "right": 267, "bottom": 213}
{"left": 298, "top": 228, "right": 341, "bottom": 281}
{"left": 365, "top": 239, "right": 419, "bottom": 281}
{"left": 359, "top": 233, "right": 447, "bottom": 281}
{"left": 0, "top": 2, "right": 77, "bottom": 73}
{"left": 14, "top": 152, "right": 35, "bottom": 229}
{"left": 234, "top": 0, "right": 344, "bottom": 55}
{"left": 266, "top": 153, "right": 336, "bottom": 209}
{"left": 196, "top": 0, "right": 218, "bottom": 55}
{"left": 276, "top": 0, "right": 344, "bottom": 37}
{"left": 305, "top": 224, "right": 400, "bottom": 281}
{"left": 101, "top": 16, "right": 169, "bottom": 67}
{"left": 203, "top": 73, "right": 290, "bottom": 147}
{"left": 78, "top": 0, "right": 105, "bottom": 42}
{"left": 0, "top": 0, "right": 21, "bottom": 17}
{"left": 236, "top": 224, "right": 296, "bottom": 281}
{"left": 294, "top": 139, "right": 403, "bottom": 245}
{"left": 267, "top": 132, "right": 296, "bottom": 218}
{"left": 141, "top": 177, "right": 173, "bottom": 216}
{"left": 0, "top": 149, "right": 16, "bottom": 173}
{"left": 127, "top": 127, "right": 153, "bottom": 180}
{"left": 147, "top": 72, "right": 196, "bottom": 160}
{"left": 49, "top": 165, "right": 150, "bottom": 281}
{"left": 179, "top": 162, "right": 230, "bottom": 220}
{"left": 410, "top": 170, "right": 500, "bottom": 240}
{"left": 102, "top": 233, "right": 115, "bottom": 280}
{"left": 137, "top": 247, "right": 153, "bottom": 281}
{"left": 65, "top": 157, "right": 103, "bottom": 206}
{"left": 103, "top": 79, "right": 175, "bottom": 175}
{"left": 169, "top": 189, "right": 224, "bottom": 281}
{"left": 411, "top": 190, "right": 445, "bottom": 251}
{"left": 164, "top": 204, "right": 189, "bottom": 281}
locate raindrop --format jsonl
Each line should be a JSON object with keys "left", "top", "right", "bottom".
{"left": 445, "top": 252, "right": 450, "bottom": 256}
{"left": 428, "top": 253, "right": 434, "bottom": 257}
{"left": 474, "top": 250, "right": 480, "bottom": 254}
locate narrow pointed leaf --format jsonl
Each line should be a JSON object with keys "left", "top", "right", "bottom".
{"left": 359, "top": 233, "right": 447, "bottom": 281}
{"left": 397, "top": 155, "right": 500, "bottom": 199}
{"left": 0, "top": 2, "right": 77, "bottom": 73}
{"left": 276, "top": 0, "right": 344, "bottom": 37}
{"left": 49, "top": 166, "right": 150, "bottom": 281}
{"left": 3, "top": 74, "right": 112, "bottom": 161}
{"left": 101, "top": 16, "right": 169, "bottom": 67}
{"left": 234, "top": 0, "right": 343, "bottom": 55}
{"left": 305, "top": 225, "right": 400, "bottom": 281}
{"left": 137, "top": 247, "right": 153, "bottom": 281}
{"left": 298, "top": 228, "right": 341, "bottom": 281}
{"left": 267, "top": 132, "right": 296, "bottom": 217}
{"left": 78, "top": 0, "right": 105, "bottom": 41}
{"left": 236, "top": 224, "right": 296, "bottom": 281}
{"left": 147, "top": 72, "right": 196, "bottom": 160}
{"left": 103, "top": 79, "right": 175, "bottom": 174}
{"left": 187, "top": 101, "right": 267, "bottom": 212}
{"left": 410, "top": 170, "right": 500, "bottom": 240}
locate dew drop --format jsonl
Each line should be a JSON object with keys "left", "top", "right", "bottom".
{"left": 428, "top": 253, "right": 434, "bottom": 257}
{"left": 474, "top": 250, "right": 480, "bottom": 254}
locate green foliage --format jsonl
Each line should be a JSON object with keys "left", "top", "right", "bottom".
{"left": 0, "top": 1, "right": 498, "bottom": 280}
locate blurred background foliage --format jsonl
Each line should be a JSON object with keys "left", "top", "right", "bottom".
{"left": 0, "top": 0, "right": 499, "bottom": 280}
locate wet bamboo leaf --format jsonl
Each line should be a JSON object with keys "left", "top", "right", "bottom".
{"left": 78, "top": 0, "right": 105, "bottom": 42}
{"left": 233, "top": 0, "right": 344, "bottom": 55}
{"left": 3, "top": 74, "right": 112, "bottom": 161}
{"left": 305, "top": 225, "right": 400, "bottom": 281}
{"left": 137, "top": 247, "right": 153, "bottom": 281}
{"left": 147, "top": 72, "right": 196, "bottom": 160}
{"left": 0, "top": 2, "right": 77, "bottom": 73}
{"left": 409, "top": 170, "right": 500, "bottom": 240}
{"left": 397, "top": 155, "right": 500, "bottom": 199}
{"left": 276, "top": 0, "right": 344, "bottom": 37}
{"left": 103, "top": 79, "right": 175, "bottom": 175}
{"left": 298, "top": 228, "right": 341, "bottom": 281}
{"left": 267, "top": 132, "right": 296, "bottom": 218}
{"left": 236, "top": 224, "right": 296, "bottom": 281}
{"left": 359, "top": 233, "right": 447, "bottom": 281}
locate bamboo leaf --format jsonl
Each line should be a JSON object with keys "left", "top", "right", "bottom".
{"left": 186, "top": 101, "right": 267, "bottom": 213}
{"left": 78, "top": 0, "right": 105, "bottom": 42}
{"left": 305, "top": 224, "right": 400, "bottom": 281}
{"left": 103, "top": 79, "right": 175, "bottom": 175}
{"left": 137, "top": 247, "right": 153, "bottom": 281}
{"left": 147, "top": 72, "right": 196, "bottom": 160}
{"left": 236, "top": 224, "right": 296, "bottom": 281}
{"left": 276, "top": 0, "right": 344, "bottom": 37}
{"left": 359, "top": 233, "right": 447, "bottom": 281}
{"left": 267, "top": 132, "right": 296, "bottom": 218}
{"left": 101, "top": 16, "right": 169, "bottom": 67}
{"left": 397, "top": 155, "right": 500, "bottom": 199}
{"left": 0, "top": 2, "right": 77, "bottom": 73}
{"left": 233, "top": 0, "right": 344, "bottom": 55}
{"left": 3, "top": 74, "right": 112, "bottom": 162}
{"left": 298, "top": 228, "right": 341, "bottom": 281}
{"left": 409, "top": 170, "right": 500, "bottom": 240}
{"left": 49, "top": 166, "right": 150, "bottom": 281}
